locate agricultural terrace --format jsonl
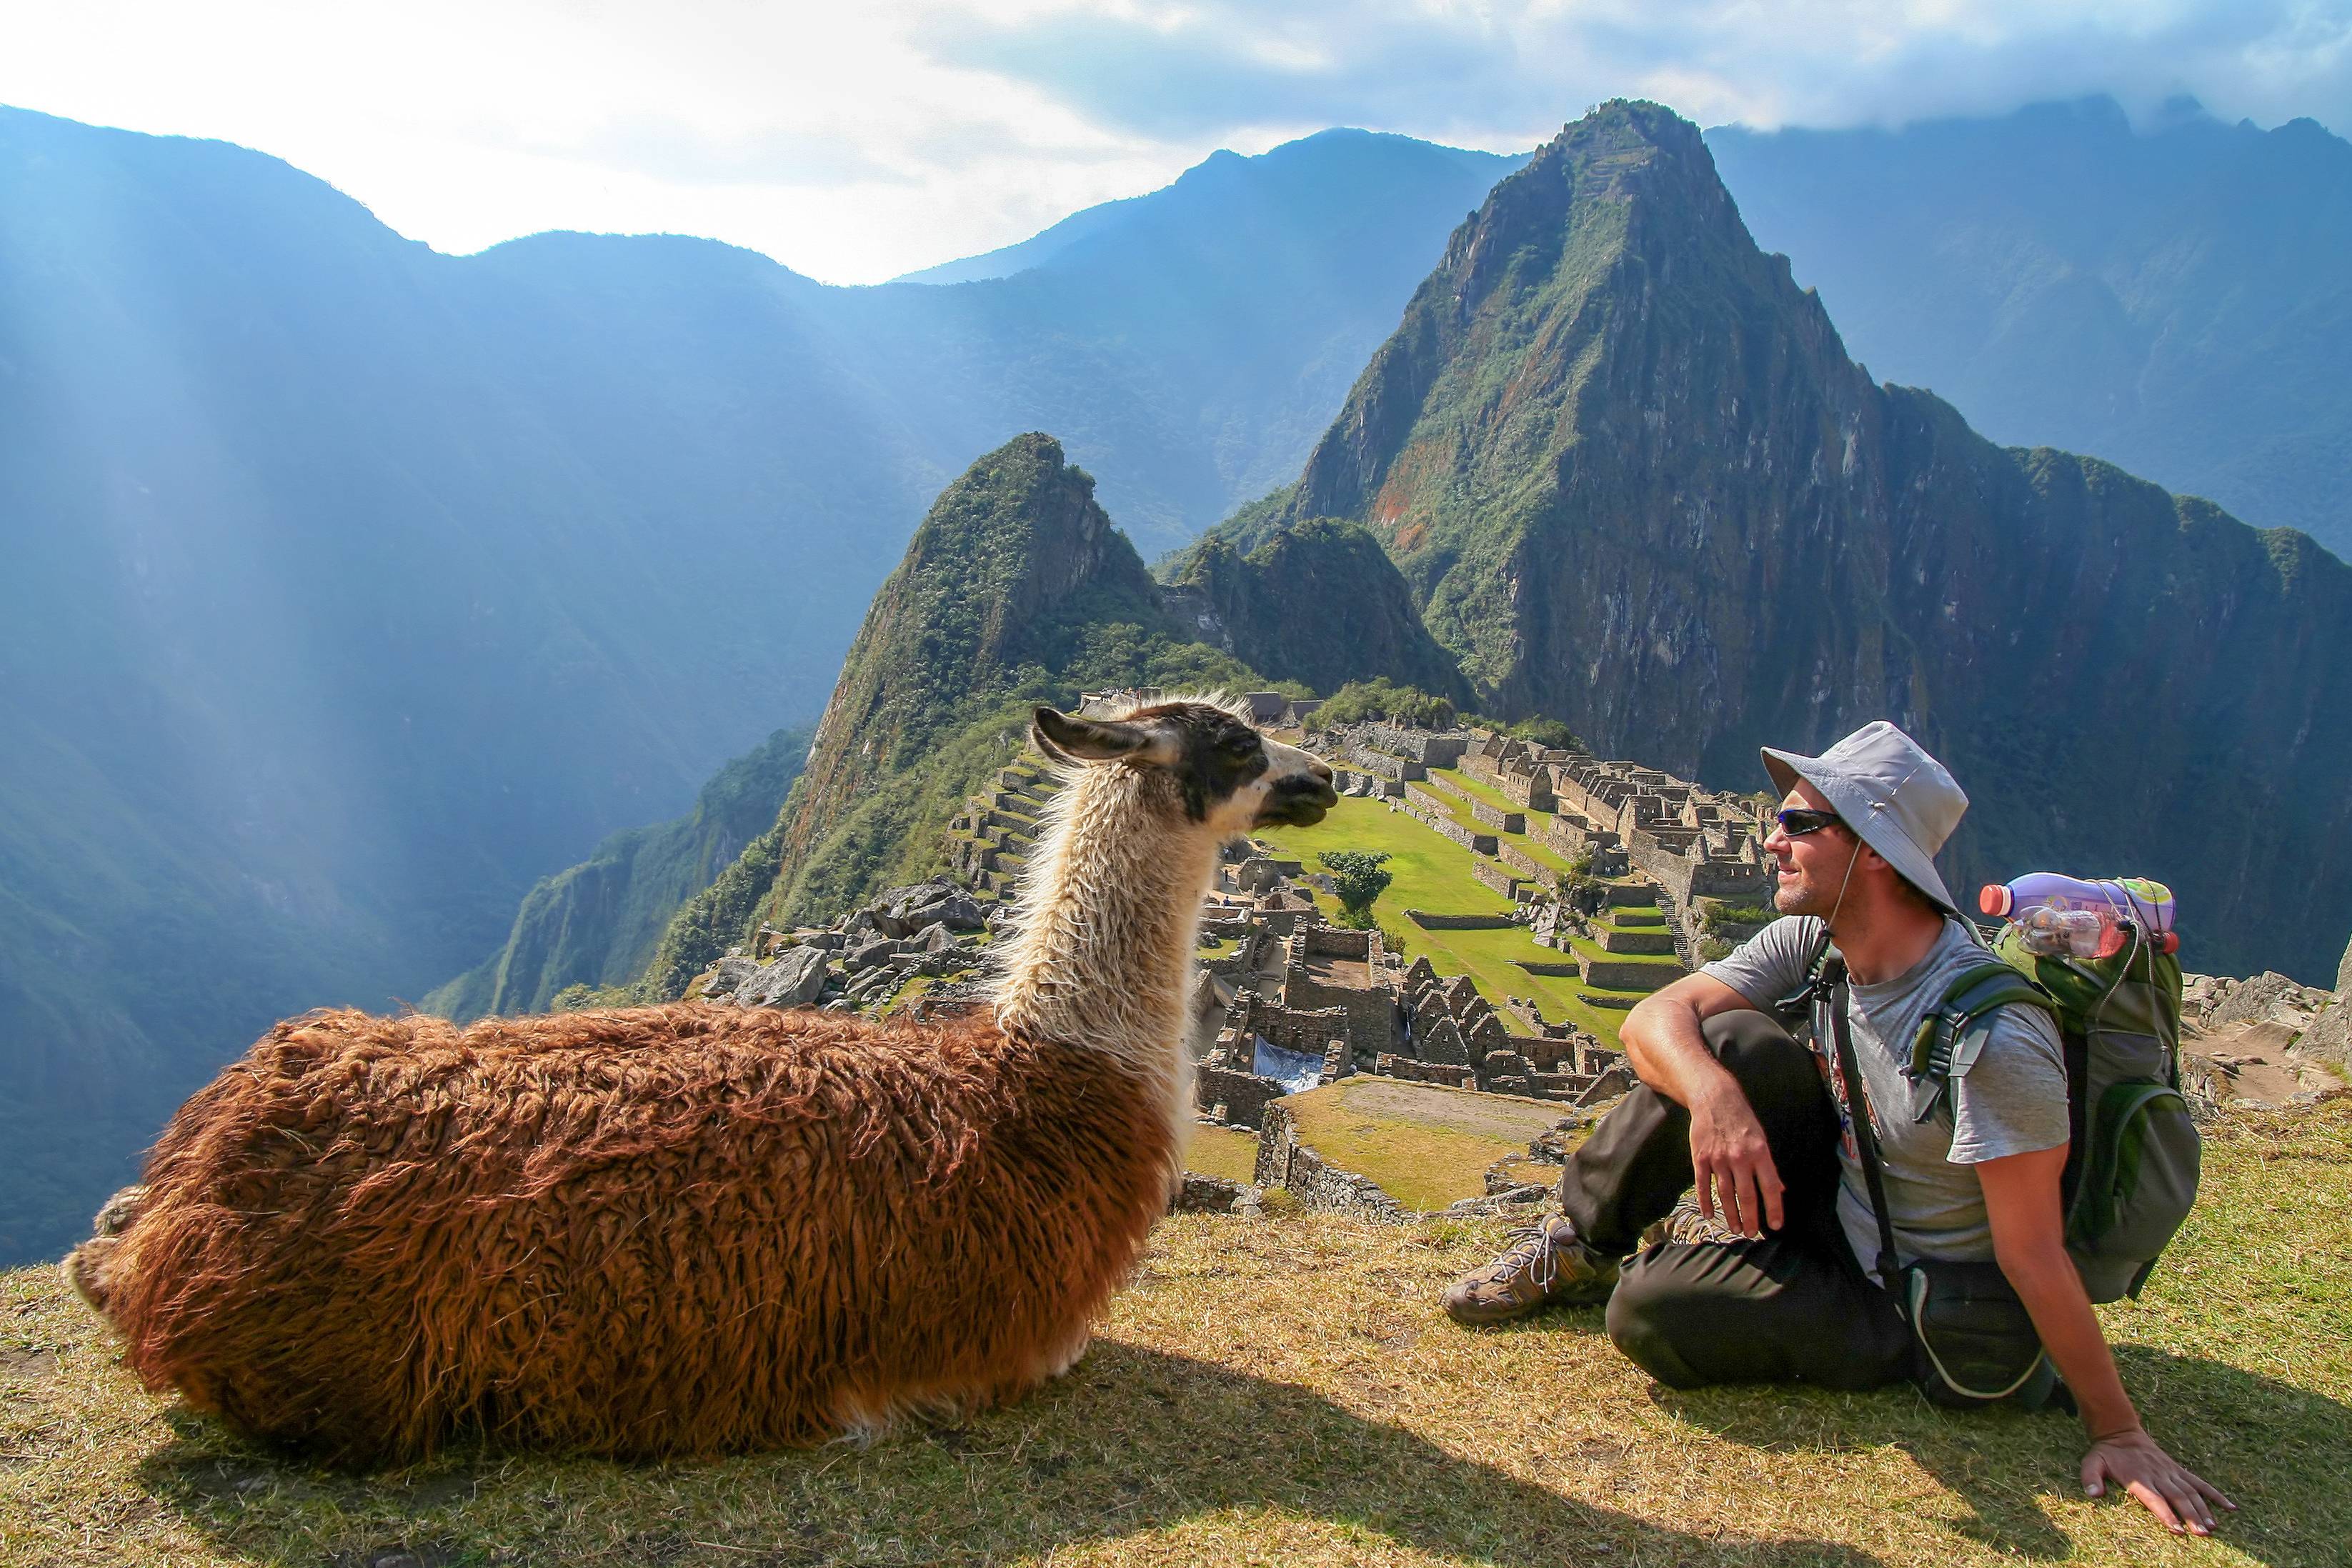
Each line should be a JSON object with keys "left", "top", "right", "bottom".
{"left": 1255, "top": 792, "right": 1670, "bottom": 1045}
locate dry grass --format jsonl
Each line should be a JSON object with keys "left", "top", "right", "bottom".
{"left": 4, "top": 1102, "right": 2346, "bottom": 1567}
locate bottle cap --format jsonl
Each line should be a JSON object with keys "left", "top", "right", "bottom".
{"left": 1978, "top": 884, "right": 2013, "bottom": 918}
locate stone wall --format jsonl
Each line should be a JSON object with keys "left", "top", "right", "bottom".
{"left": 1195, "top": 1063, "right": 1285, "bottom": 1129}
{"left": 1374, "top": 1054, "right": 1475, "bottom": 1090}
{"left": 1498, "top": 842, "right": 1560, "bottom": 889}
{"left": 1473, "top": 859, "right": 1528, "bottom": 899}
{"left": 1253, "top": 1103, "right": 1411, "bottom": 1219}
{"left": 1407, "top": 910, "right": 1516, "bottom": 930}
{"left": 1468, "top": 798, "right": 1527, "bottom": 833}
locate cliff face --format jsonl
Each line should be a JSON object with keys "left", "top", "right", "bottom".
{"left": 427, "top": 725, "right": 811, "bottom": 1020}
{"left": 1160, "top": 517, "right": 1471, "bottom": 703}
{"left": 1710, "top": 97, "right": 2352, "bottom": 560}
{"left": 1278, "top": 101, "right": 2352, "bottom": 980}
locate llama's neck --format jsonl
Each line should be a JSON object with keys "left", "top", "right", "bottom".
{"left": 992, "top": 767, "right": 1216, "bottom": 1072}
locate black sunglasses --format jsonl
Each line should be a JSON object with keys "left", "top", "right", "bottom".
{"left": 1773, "top": 807, "right": 1844, "bottom": 837}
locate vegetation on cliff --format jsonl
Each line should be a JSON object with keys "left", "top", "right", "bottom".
{"left": 1161, "top": 517, "right": 1472, "bottom": 704}
{"left": 640, "top": 434, "right": 1265, "bottom": 996}
{"left": 425, "top": 726, "right": 812, "bottom": 1021}
{"left": 1710, "top": 96, "right": 2352, "bottom": 561}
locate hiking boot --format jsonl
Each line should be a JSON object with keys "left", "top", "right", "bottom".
{"left": 1441, "top": 1214, "right": 1619, "bottom": 1325}
{"left": 1639, "top": 1194, "right": 1739, "bottom": 1250}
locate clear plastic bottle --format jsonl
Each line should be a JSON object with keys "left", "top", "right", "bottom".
{"left": 1979, "top": 874, "right": 2179, "bottom": 958}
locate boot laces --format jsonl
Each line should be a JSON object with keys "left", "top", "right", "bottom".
{"left": 1489, "top": 1219, "right": 1565, "bottom": 1292}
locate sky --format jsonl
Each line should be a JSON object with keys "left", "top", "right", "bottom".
{"left": 6, "top": 1, "right": 2351, "bottom": 284}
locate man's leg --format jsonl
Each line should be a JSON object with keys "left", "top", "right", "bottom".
{"left": 1559, "top": 1009, "right": 1841, "bottom": 1254}
{"left": 1605, "top": 1235, "right": 1913, "bottom": 1390}
{"left": 1444, "top": 1011, "right": 1840, "bottom": 1325}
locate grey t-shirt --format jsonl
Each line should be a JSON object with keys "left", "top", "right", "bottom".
{"left": 1703, "top": 915, "right": 2069, "bottom": 1278}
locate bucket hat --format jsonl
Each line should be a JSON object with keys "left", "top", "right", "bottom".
{"left": 1761, "top": 721, "right": 1966, "bottom": 914}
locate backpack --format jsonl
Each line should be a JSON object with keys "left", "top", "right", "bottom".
{"left": 1796, "top": 919, "right": 2201, "bottom": 1304}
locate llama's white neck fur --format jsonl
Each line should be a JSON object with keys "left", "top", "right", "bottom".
{"left": 992, "top": 759, "right": 1214, "bottom": 1149}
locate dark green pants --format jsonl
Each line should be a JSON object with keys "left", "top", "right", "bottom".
{"left": 1558, "top": 1011, "right": 1915, "bottom": 1390}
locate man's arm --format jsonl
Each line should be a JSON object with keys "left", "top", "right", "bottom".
{"left": 1620, "top": 973, "right": 1783, "bottom": 1239}
{"left": 1977, "top": 1148, "right": 2234, "bottom": 1536}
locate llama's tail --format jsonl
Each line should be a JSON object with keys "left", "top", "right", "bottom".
{"left": 61, "top": 1184, "right": 148, "bottom": 1325}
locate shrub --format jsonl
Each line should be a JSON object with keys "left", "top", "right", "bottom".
{"left": 1317, "top": 679, "right": 1455, "bottom": 731}
{"left": 1320, "top": 850, "right": 1394, "bottom": 926}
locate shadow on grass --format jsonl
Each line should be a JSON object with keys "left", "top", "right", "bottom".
{"left": 134, "top": 1340, "right": 1888, "bottom": 1567}
{"left": 1651, "top": 1345, "right": 2352, "bottom": 1567}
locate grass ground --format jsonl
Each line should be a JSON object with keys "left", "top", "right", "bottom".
{"left": 1183, "top": 1127, "right": 1260, "bottom": 1184}
{"left": 4, "top": 1102, "right": 2345, "bottom": 1567}
{"left": 1254, "top": 797, "right": 1647, "bottom": 1043}
{"left": 1281, "top": 1078, "right": 1565, "bottom": 1211}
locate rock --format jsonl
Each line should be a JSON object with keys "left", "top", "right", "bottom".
{"left": 737, "top": 945, "right": 829, "bottom": 1008}
{"left": 2298, "top": 934, "right": 2352, "bottom": 1075}
{"left": 699, "top": 957, "right": 761, "bottom": 999}
{"left": 911, "top": 922, "right": 955, "bottom": 954}
{"left": 931, "top": 892, "right": 987, "bottom": 932}
{"left": 843, "top": 936, "right": 899, "bottom": 974}
{"left": 2208, "top": 971, "right": 2305, "bottom": 1031}
{"left": 1442, "top": 1185, "right": 1548, "bottom": 1217}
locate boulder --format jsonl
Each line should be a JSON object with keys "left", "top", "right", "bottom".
{"left": 844, "top": 936, "right": 900, "bottom": 974}
{"left": 736, "top": 945, "right": 829, "bottom": 1008}
{"left": 2296, "top": 934, "right": 2352, "bottom": 1074}
{"left": 698, "top": 957, "right": 761, "bottom": 999}
{"left": 910, "top": 922, "right": 956, "bottom": 954}
{"left": 930, "top": 891, "right": 987, "bottom": 932}
{"left": 2208, "top": 971, "right": 2308, "bottom": 1031}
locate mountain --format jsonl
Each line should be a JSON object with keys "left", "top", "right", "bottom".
{"left": 0, "top": 106, "right": 1518, "bottom": 1262}
{"left": 425, "top": 724, "right": 812, "bottom": 1021}
{"left": 897, "top": 129, "right": 1523, "bottom": 290}
{"left": 636, "top": 433, "right": 1272, "bottom": 997}
{"left": 1707, "top": 96, "right": 2352, "bottom": 561}
{"left": 1159, "top": 516, "right": 1472, "bottom": 704}
{"left": 1260, "top": 101, "right": 2352, "bottom": 984}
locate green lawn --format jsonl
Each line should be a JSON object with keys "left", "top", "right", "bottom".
{"left": 1282, "top": 1077, "right": 1563, "bottom": 1210}
{"left": 1255, "top": 798, "right": 1644, "bottom": 1044}
{"left": 1417, "top": 769, "right": 1584, "bottom": 881}
{"left": 1183, "top": 1125, "right": 1261, "bottom": 1184}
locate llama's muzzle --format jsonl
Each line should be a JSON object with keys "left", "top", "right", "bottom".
{"left": 1257, "top": 768, "right": 1337, "bottom": 827}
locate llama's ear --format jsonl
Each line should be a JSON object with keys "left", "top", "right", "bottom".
{"left": 1033, "top": 706, "right": 1152, "bottom": 764}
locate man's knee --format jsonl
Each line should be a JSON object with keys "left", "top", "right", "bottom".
{"left": 1700, "top": 1011, "right": 1828, "bottom": 1117}
{"left": 1603, "top": 1252, "right": 1708, "bottom": 1389}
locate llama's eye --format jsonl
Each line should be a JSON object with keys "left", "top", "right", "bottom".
{"left": 1222, "top": 734, "right": 1257, "bottom": 757}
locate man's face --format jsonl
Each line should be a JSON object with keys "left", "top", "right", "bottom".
{"left": 1763, "top": 781, "right": 1860, "bottom": 917}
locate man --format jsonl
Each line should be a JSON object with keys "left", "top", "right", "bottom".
{"left": 1442, "top": 721, "right": 2233, "bottom": 1537}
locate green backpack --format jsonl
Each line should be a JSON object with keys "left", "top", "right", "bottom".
{"left": 1899, "top": 925, "right": 2203, "bottom": 1303}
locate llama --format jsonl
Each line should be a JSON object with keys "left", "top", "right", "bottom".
{"left": 65, "top": 696, "right": 1335, "bottom": 1466}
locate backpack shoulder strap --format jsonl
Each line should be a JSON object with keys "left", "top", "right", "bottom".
{"left": 1903, "top": 959, "right": 2058, "bottom": 1123}
{"left": 1770, "top": 922, "right": 1838, "bottom": 1028}
{"left": 1824, "top": 959, "right": 1906, "bottom": 1299}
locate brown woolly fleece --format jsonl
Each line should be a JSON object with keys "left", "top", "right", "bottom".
{"left": 71, "top": 1002, "right": 1175, "bottom": 1466}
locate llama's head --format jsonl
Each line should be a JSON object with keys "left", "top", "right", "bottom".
{"left": 1030, "top": 699, "right": 1336, "bottom": 839}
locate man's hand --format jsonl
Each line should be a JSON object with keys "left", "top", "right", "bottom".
{"left": 2083, "top": 1427, "right": 2235, "bottom": 1536}
{"left": 1688, "top": 1082, "right": 1783, "bottom": 1237}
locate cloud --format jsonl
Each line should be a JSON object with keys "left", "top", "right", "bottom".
{"left": 923, "top": 1, "right": 2352, "bottom": 145}
{"left": 3, "top": 1, "right": 2348, "bottom": 282}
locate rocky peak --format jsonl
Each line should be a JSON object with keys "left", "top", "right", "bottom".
{"left": 1256, "top": 99, "right": 2352, "bottom": 981}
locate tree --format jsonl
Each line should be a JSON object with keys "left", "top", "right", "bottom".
{"left": 1320, "top": 850, "right": 1394, "bottom": 927}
